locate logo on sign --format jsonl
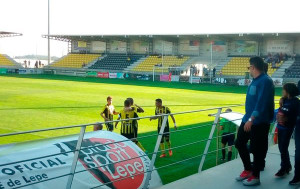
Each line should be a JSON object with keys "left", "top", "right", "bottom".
{"left": 56, "top": 138, "right": 148, "bottom": 189}
{"left": 97, "top": 72, "right": 109, "bottom": 78}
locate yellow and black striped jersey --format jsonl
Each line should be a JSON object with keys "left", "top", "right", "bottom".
{"left": 132, "top": 105, "right": 144, "bottom": 113}
{"left": 119, "top": 109, "right": 138, "bottom": 134}
{"left": 155, "top": 106, "right": 171, "bottom": 128}
{"left": 101, "top": 104, "right": 115, "bottom": 121}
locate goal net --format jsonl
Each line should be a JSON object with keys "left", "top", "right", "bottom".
{"left": 152, "top": 66, "right": 182, "bottom": 82}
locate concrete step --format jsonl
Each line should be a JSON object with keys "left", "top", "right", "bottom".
{"left": 124, "top": 57, "right": 148, "bottom": 72}
{"left": 85, "top": 55, "right": 106, "bottom": 68}
{"left": 272, "top": 60, "right": 294, "bottom": 78}
{"left": 4, "top": 54, "right": 23, "bottom": 68}
{"left": 215, "top": 57, "right": 232, "bottom": 73}
{"left": 46, "top": 55, "right": 67, "bottom": 67}
{"left": 157, "top": 142, "right": 295, "bottom": 189}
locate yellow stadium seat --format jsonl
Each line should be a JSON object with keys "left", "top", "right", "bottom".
{"left": 132, "top": 56, "right": 189, "bottom": 72}
{"left": 50, "top": 54, "right": 101, "bottom": 68}
{"left": 0, "top": 54, "right": 15, "bottom": 66}
{"left": 221, "top": 57, "right": 283, "bottom": 76}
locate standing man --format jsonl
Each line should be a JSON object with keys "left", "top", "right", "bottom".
{"left": 291, "top": 95, "right": 300, "bottom": 185}
{"left": 115, "top": 100, "right": 138, "bottom": 141}
{"left": 235, "top": 57, "right": 275, "bottom": 186}
{"left": 126, "top": 97, "right": 146, "bottom": 151}
{"left": 213, "top": 67, "right": 216, "bottom": 78}
{"left": 127, "top": 97, "right": 144, "bottom": 113}
{"left": 126, "top": 97, "right": 144, "bottom": 138}
{"left": 219, "top": 108, "right": 236, "bottom": 161}
{"left": 100, "top": 96, "right": 118, "bottom": 132}
{"left": 150, "top": 99, "right": 177, "bottom": 158}
{"left": 115, "top": 99, "right": 146, "bottom": 151}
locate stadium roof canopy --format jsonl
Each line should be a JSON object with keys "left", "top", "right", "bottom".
{"left": 0, "top": 31, "right": 22, "bottom": 38}
{"left": 43, "top": 32, "right": 300, "bottom": 42}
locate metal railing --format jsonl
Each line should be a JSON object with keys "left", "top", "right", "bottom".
{"left": 0, "top": 104, "right": 278, "bottom": 189}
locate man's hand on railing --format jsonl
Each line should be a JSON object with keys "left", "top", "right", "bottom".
{"left": 150, "top": 115, "right": 158, "bottom": 121}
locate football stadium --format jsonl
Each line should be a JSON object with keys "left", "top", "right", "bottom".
{"left": 1, "top": 1, "right": 300, "bottom": 189}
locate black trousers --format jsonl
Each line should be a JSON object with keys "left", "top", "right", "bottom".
{"left": 278, "top": 127, "right": 293, "bottom": 170}
{"left": 235, "top": 122, "right": 270, "bottom": 177}
{"left": 294, "top": 118, "right": 300, "bottom": 178}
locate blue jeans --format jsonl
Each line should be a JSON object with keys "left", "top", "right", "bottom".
{"left": 278, "top": 126, "right": 294, "bottom": 170}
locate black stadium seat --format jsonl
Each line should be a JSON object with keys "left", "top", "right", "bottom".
{"left": 89, "top": 53, "right": 144, "bottom": 70}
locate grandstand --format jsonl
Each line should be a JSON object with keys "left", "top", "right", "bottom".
{"left": 221, "top": 57, "right": 283, "bottom": 77}
{"left": 16, "top": 33, "right": 297, "bottom": 84}
{"left": 89, "top": 53, "right": 144, "bottom": 70}
{"left": 0, "top": 31, "right": 22, "bottom": 68}
{"left": 131, "top": 55, "right": 189, "bottom": 73}
{"left": 0, "top": 54, "right": 17, "bottom": 67}
{"left": 284, "top": 56, "right": 300, "bottom": 78}
{"left": 49, "top": 53, "right": 101, "bottom": 68}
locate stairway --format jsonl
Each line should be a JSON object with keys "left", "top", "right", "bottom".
{"left": 123, "top": 56, "right": 148, "bottom": 73}
{"left": 271, "top": 60, "right": 294, "bottom": 78}
{"left": 3, "top": 54, "right": 23, "bottom": 68}
{"left": 85, "top": 55, "right": 107, "bottom": 68}
{"left": 45, "top": 55, "right": 67, "bottom": 67}
{"left": 180, "top": 56, "right": 230, "bottom": 72}
{"left": 179, "top": 57, "right": 199, "bottom": 70}
{"left": 214, "top": 57, "right": 232, "bottom": 74}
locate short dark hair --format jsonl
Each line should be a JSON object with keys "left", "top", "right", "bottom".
{"left": 283, "top": 83, "right": 299, "bottom": 97}
{"left": 250, "top": 56, "right": 265, "bottom": 72}
{"left": 124, "top": 99, "right": 131, "bottom": 107}
{"left": 107, "top": 96, "right": 112, "bottom": 101}
{"left": 127, "top": 97, "right": 134, "bottom": 105}
{"left": 225, "top": 108, "right": 232, "bottom": 113}
{"left": 263, "top": 62, "right": 268, "bottom": 74}
{"left": 155, "top": 99, "right": 162, "bottom": 103}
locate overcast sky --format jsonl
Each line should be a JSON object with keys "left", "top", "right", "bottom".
{"left": 0, "top": 0, "right": 300, "bottom": 57}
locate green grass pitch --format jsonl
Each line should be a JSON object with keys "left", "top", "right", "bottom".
{"left": 0, "top": 74, "right": 281, "bottom": 184}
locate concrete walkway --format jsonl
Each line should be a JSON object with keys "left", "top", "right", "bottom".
{"left": 157, "top": 141, "right": 298, "bottom": 189}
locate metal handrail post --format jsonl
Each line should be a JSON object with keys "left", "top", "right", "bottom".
{"left": 216, "top": 119, "right": 220, "bottom": 166}
{"left": 153, "top": 66, "right": 155, "bottom": 82}
{"left": 235, "top": 124, "right": 239, "bottom": 159}
{"left": 198, "top": 108, "right": 222, "bottom": 173}
{"left": 66, "top": 126, "right": 86, "bottom": 189}
{"left": 142, "top": 115, "right": 168, "bottom": 189}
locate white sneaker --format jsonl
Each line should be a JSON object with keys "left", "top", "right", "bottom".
{"left": 243, "top": 176, "right": 260, "bottom": 186}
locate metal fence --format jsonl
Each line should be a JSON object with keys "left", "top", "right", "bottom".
{"left": 0, "top": 104, "right": 278, "bottom": 189}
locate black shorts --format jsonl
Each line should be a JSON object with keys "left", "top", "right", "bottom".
{"left": 134, "top": 125, "right": 138, "bottom": 138}
{"left": 158, "top": 126, "right": 170, "bottom": 142}
{"left": 221, "top": 132, "right": 235, "bottom": 146}
{"left": 105, "top": 123, "right": 114, "bottom": 131}
{"left": 121, "top": 133, "right": 136, "bottom": 141}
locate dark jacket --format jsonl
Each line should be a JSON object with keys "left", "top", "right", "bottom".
{"left": 277, "top": 97, "right": 300, "bottom": 129}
